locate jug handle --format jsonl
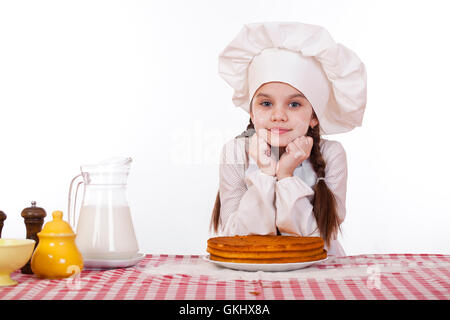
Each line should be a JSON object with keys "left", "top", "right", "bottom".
{"left": 68, "top": 174, "right": 83, "bottom": 229}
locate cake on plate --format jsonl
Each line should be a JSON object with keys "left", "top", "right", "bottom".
{"left": 207, "top": 235, "right": 327, "bottom": 264}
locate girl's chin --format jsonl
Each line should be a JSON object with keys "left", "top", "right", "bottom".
{"left": 269, "top": 144, "right": 288, "bottom": 148}
{"left": 267, "top": 140, "right": 289, "bottom": 148}
{"left": 267, "top": 135, "right": 291, "bottom": 147}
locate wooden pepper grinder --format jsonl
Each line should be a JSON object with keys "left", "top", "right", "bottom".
{"left": 21, "top": 201, "right": 47, "bottom": 274}
{"left": 0, "top": 210, "right": 6, "bottom": 238}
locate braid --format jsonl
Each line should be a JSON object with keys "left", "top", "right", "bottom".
{"left": 307, "top": 125, "right": 341, "bottom": 247}
{"left": 235, "top": 117, "right": 255, "bottom": 138}
{"left": 308, "top": 126, "right": 326, "bottom": 178}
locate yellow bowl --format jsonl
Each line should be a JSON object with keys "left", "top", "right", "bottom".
{"left": 0, "top": 239, "right": 36, "bottom": 286}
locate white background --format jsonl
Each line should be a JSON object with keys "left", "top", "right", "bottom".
{"left": 1, "top": 0, "right": 449, "bottom": 255}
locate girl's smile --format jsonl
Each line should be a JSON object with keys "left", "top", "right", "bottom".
{"left": 269, "top": 127, "right": 291, "bottom": 134}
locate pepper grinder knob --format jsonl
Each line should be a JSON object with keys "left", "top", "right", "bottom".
{"left": 0, "top": 210, "right": 6, "bottom": 238}
{"left": 21, "top": 201, "right": 47, "bottom": 274}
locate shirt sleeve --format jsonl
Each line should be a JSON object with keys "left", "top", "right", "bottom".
{"left": 219, "top": 139, "right": 277, "bottom": 236}
{"left": 275, "top": 140, "right": 348, "bottom": 238}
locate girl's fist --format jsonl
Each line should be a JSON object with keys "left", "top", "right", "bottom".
{"left": 249, "top": 131, "right": 277, "bottom": 176}
{"left": 276, "top": 136, "right": 313, "bottom": 180}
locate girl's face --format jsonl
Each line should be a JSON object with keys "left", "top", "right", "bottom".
{"left": 250, "top": 82, "right": 318, "bottom": 147}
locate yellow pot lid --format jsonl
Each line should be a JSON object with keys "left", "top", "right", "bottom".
{"left": 39, "top": 211, "right": 75, "bottom": 236}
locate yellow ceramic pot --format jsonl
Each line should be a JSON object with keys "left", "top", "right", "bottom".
{"left": 31, "top": 211, "right": 83, "bottom": 279}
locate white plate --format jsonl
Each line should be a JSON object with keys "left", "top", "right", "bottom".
{"left": 84, "top": 253, "right": 145, "bottom": 270}
{"left": 203, "top": 255, "right": 328, "bottom": 272}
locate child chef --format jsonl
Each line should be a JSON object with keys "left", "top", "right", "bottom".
{"left": 210, "top": 22, "right": 367, "bottom": 257}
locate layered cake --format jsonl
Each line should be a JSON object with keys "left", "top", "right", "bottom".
{"left": 207, "top": 235, "right": 327, "bottom": 264}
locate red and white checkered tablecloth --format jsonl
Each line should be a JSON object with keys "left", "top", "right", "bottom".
{"left": 1, "top": 254, "right": 449, "bottom": 300}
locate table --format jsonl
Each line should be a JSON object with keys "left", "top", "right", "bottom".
{"left": 1, "top": 254, "right": 449, "bottom": 300}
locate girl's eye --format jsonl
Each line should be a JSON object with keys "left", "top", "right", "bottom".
{"left": 289, "top": 102, "right": 301, "bottom": 108}
{"left": 260, "top": 101, "right": 272, "bottom": 107}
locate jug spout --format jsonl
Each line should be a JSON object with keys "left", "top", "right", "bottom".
{"left": 81, "top": 157, "right": 132, "bottom": 185}
{"left": 98, "top": 157, "right": 132, "bottom": 167}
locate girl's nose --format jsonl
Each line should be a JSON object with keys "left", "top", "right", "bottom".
{"left": 270, "top": 107, "right": 287, "bottom": 122}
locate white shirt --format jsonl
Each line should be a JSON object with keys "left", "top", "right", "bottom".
{"left": 218, "top": 136, "right": 347, "bottom": 257}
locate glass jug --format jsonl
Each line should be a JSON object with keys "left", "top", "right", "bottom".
{"left": 68, "top": 157, "right": 139, "bottom": 260}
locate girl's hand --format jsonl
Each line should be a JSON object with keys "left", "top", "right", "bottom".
{"left": 249, "top": 131, "right": 277, "bottom": 176}
{"left": 276, "top": 136, "right": 313, "bottom": 180}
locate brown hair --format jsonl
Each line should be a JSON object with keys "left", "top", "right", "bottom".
{"left": 209, "top": 118, "right": 341, "bottom": 247}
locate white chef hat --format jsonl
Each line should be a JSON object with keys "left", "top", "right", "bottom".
{"left": 218, "top": 22, "right": 367, "bottom": 135}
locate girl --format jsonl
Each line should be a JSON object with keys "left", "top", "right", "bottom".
{"left": 210, "top": 22, "right": 367, "bottom": 257}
